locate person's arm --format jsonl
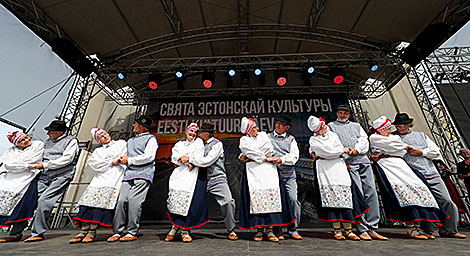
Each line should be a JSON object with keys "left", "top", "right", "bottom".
{"left": 280, "top": 139, "right": 299, "bottom": 165}
{"left": 87, "top": 147, "right": 112, "bottom": 172}
{"left": 191, "top": 141, "right": 223, "bottom": 167}
{"left": 422, "top": 135, "right": 440, "bottom": 159}
{"left": 239, "top": 137, "right": 267, "bottom": 164}
{"left": 353, "top": 127, "right": 369, "bottom": 155}
{"left": 128, "top": 137, "right": 158, "bottom": 166}
{"left": 3, "top": 141, "right": 44, "bottom": 173}
{"left": 43, "top": 139, "right": 78, "bottom": 171}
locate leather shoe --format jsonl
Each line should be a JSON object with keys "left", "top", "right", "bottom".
{"left": 334, "top": 234, "right": 346, "bottom": 240}
{"left": 266, "top": 234, "right": 279, "bottom": 242}
{"left": 182, "top": 234, "right": 192, "bottom": 243}
{"left": 69, "top": 235, "right": 85, "bottom": 244}
{"left": 370, "top": 233, "right": 388, "bottom": 240}
{"left": 107, "top": 234, "right": 122, "bottom": 242}
{"left": 24, "top": 235, "right": 45, "bottom": 243}
{"left": 407, "top": 233, "right": 428, "bottom": 240}
{"left": 439, "top": 232, "right": 466, "bottom": 239}
{"left": 359, "top": 233, "right": 372, "bottom": 241}
{"left": 0, "top": 235, "right": 22, "bottom": 243}
{"left": 82, "top": 234, "right": 95, "bottom": 243}
{"left": 253, "top": 232, "right": 263, "bottom": 242}
{"left": 277, "top": 235, "right": 285, "bottom": 241}
{"left": 290, "top": 233, "right": 302, "bottom": 240}
{"left": 227, "top": 233, "right": 238, "bottom": 241}
{"left": 346, "top": 232, "right": 360, "bottom": 241}
{"left": 423, "top": 234, "right": 435, "bottom": 240}
{"left": 119, "top": 234, "right": 138, "bottom": 242}
{"left": 164, "top": 234, "right": 176, "bottom": 242}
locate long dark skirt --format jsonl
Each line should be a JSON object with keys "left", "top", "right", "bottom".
{"left": 73, "top": 206, "right": 114, "bottom": 227}
{"left": 167, "top": 169, "right": 209, "bottom": 229}
{"left": 315, "top": 176, "right": 370, "bottom": 223}
{"left": 239, "top": 171, "right": 296, "bottom": 230}
{"left": 0, "top": 178, "right": 38, "bottom": 227}
{"left": 373, "top": 162, "right": 449, "bottom": 225}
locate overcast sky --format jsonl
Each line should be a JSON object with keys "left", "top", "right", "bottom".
{"left": 0, "top": 5, "right": 469, "bottom": 156}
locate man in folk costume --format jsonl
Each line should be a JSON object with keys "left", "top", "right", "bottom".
{"left": 25, "top": 120, "right": 79, "bottom": 242}
{"left": 107, "top": 115, "right": 158, "bottom": 242}
{"left": 69, "top": 128, "right": 126, "bottom": 243}
{"left": 0, "top": 132, "right": 44, "bottom": 243}
{"left": 165, "top": 123, "right": 208, "bottom": 243}
{"left": 392, "top": 113, "right": 466, "bottom": 239}
{"left": 327, "top": 104, "right": 387, "bottom": 241}
{"left": 238, "top": 117, "right": 296, "bottom": 242}
{"left": 183, "top": 122, "right": 238, "bottom": 240}
{"left": 266, "top": 116, "right": 303, "bottom": 240}
{"left": 308, "top": 116, "right": 368, "bottom": 241}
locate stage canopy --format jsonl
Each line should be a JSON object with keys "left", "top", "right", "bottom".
{"left": 3, "top": 0, "right": 470, "bottom": 103}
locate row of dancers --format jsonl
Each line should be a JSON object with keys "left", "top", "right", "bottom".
{"left": 0, "top": 105, "right": 466, "bottom": 244}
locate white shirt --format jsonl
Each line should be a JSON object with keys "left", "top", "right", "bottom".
{"left": 308, "top": 130, "right": 344, "bottom": 160}
{"left": 273, "top": 131, "right": 300, "bottom": 165}
{"left": 239, "top": 131, "right": 274, "bottom": 163}
{"left": 369, "top": 133, "right": 408, "bottom": 157}
{"left": 128, "top": 132, "right": 159, "bottom": 166}
{"left": 190, "top": 137, "right": 224, "bottom": 168}
{"left": 423, "top": 135, "right": 440, "bottom": 159}
{"left": 43, "top": 136, "right": 79, "bottom": 171}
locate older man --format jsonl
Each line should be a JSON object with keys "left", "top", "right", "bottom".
{"left": 392, "top": 113, "right": 466, "bottom": 239}
{"left": 25, "top": 120, "right": 79, "bottom": 242}
{"left": 457, "top": 149, "right": 470, "bottom": 194}
{"left": 328, "top": 104, "right": 387, "bottom": 241}
{"left": 181, "top": 122, "right": 238, "bottom": 240}
{"left": 107, "top": 115, "right": 158, "bottom": 242}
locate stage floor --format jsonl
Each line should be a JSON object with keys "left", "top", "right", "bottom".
{"left": 1, "top": 224, "right": 469, "bottom": 255}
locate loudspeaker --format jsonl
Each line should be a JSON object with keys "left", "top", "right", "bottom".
{"left": 401, "top": 23, "right": 450, "bottom": 67}
{"left": 50, "top": 38, "right": 95, "bottom": 77}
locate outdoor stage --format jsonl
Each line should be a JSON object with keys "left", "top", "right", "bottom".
{"left": 1, "top": 224, "right": 469, "bottom": 255}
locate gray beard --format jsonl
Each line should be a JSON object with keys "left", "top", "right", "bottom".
{"left": 337, "top": 117, "right": 349, "bottom": 122}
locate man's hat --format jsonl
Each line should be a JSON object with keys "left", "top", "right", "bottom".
{"left": 44, "top": 120, "right": 67, "bottom": 132}
{"left": 336, "top": 104, "right": 351, "bottom": 111}
{"left": 274, "top": 115, "right": 292, "bottom": 126}
{"left": 199, "top": 122, "right": 215, "bottom": 133}
{"left": 135, "top": 115, "right": 153, "bottom": 129}
{"left": 392, "top": 113, "right": 414, "bottom": 125}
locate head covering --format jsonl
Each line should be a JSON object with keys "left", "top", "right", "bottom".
{"left": 372, "top": 116, "right": 392, "bottom": 132}
{"left": 91, "top": 128, "right": 107, "bottom": 143}
{"left": 44, "top": 120, "right": 67, "bottom": 132}
{"left": 199, "top": 122, "right": 215, "bottom": 133}
{"left": 336, "top": 104, "right": 351, "bottom": 112}
{"left": 186, "top": 123, "right": 199, "bottom": 131}
{"left": 240, "top": 117, "right": 256, "bottom": 134}
{"left": 392, "top": 113, "right": 414, "bottom": 125}
{"left": 135, "top": 115, "right": 153, "bottom": 129}
{"left": 307, "top": 116, "right": 326, "bottom": 133}
{"left": 7, "top": 131, "right": 27, "bottom": 146}
{"left": 274, "top": 115, "right": 293, "bottom": 127}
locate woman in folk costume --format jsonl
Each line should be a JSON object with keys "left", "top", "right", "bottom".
{"left": 369, "top": 116, "right": 448, "bottom": 240}
{"left": 0, "top": 132, "right": 43, "bottom": 243}
{"left": 238, "top": 117, "right": 296, "bottom": 242}
{"left": 165, "top": 123, "right": 208, "bottom": 243}
{"left": 69, "top": 128, "right": 126, "bottom": 243}
{"left": 307, "top": 116, "right": 369, "bottom": 241}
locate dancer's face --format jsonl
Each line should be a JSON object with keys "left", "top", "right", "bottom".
{"left": 133, "top": 122, "right": 148, "bottom": 134}
{"left": 99, "top": 132, "right": 111, "bottom": 145}
{"left": 394, "top": 123, "right": 411, "bottom": 134}
{"left": 47, "top": 131, "right": 63, "bottom": 140}
{"left": 274, "top": 121, "right": 290, "bottom": 135}
{"left": 198, "top": 131, "right": 210, "bottom": 141}
{"left": 248, "top": 125, "right": 259, "bottom": 137}
{"left": 186, "top": 128, "right": 198, "bottom": 141}
{"left": 378, "top": 127, "right": 392, "bottom": 136}
{"left": 336, "top": 110, "right": 350, "bottom": 122}
{"left": 16, "top": 135, "right": 32, "bottom": 148}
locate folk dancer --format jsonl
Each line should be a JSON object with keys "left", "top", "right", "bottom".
{"left": 392, "top": 113, "right": 466, "bottom": 239}
{"left": 107, "top": 115, "right": 158, "bottom": 242}
{"left": 183, "top": 122, "right": 238, "bottom": 240}
{"left": 266, "top": 116, "right": 302, "bottom": 240}
{"left": 25, "top": 120, "right": 79, "bottom": 242}
{"left": 308, "top": 116, "right": 369, "bottom": 241}
{"left": 370, "top": 116, "right": 448, "bottom": 240}
{"left": 69, "top": 128, "right": 126, "bottom": 243}
{"left": 238, "top": 117, "right": 296, "bottom": 242}
{"left": 0, "top": 132, "right": 43, "bottom": 242}
{"left": 165, "top": 123, "right": 208, "bottom": 243}
{"left": 328, "top": 104, "right": 387, "bottom": 241}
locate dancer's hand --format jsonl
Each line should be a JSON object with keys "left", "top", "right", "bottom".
{"left": 348, "top": 148, "right": 358, "bottom": 156}
{"left": 407, "top": 147, "right": 423, "bottom": 156}
{"left": 188, "top": 163, "right": 195, "bottom": 171}
{"left": 371, "top": 152, "right": 384, "bottom": 162}
{"left": 239, "top": 155, "right": 251, "bottom": 163}
{"left": 112, "top": 158, "right": 120, "bottom": 165}
{"left": 179, "top": 156, "right": 190, "bottom": 164}
{"left": 29, "top": 162, "right": 44, "bottom": 169}
{"left": 119, "top": 156, "right": 129, "bottom": 165}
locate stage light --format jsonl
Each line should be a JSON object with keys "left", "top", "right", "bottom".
{"left": 228, "top": 69, "right": 236, "bottom": 77}
{"left": 147, "top": 74, "right": 161, "bottom": 90}
{"left": 273, "top": 70, "right": 288, "bottom": 86}
{"left": 329, "top": 69, "right": 345, "bottom": 85}
{"left": 369, "top": 63, "right": 379, "bottom": 72}
{"left": 175, "top": 71, "right": 183, "bottom": 78}
{"left": 117, "top": 72, "right": 126, "bottom": 80}
{"left": 201, "top": 72, "right": 215, "bottom": 88}
{"left": 307, "top": 66, "right": 315, "bottom": 74}
{"left": 254, "top": 68, "right": 262, "bottom": 76}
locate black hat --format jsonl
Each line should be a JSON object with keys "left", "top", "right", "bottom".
{"left": 274, "top": 115, "right": 292, "bottom": 126}
{"left": 135, "top": 115, "right": 153, "bottom": 129}
{"left": 44, "top": 120, "right": 67, "bottom": 132}
{"left": 336, "top": 104, "right": 351, "bottom": 111}
{"left": 392, "top": 113, "right": 414, "bottom": 125}
{"left": 199, "top": 122, "right": 215, "bottom": 133}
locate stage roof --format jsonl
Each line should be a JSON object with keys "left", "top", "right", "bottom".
{"left": 3, "top": 0, "right": 470, "bottom": 103}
